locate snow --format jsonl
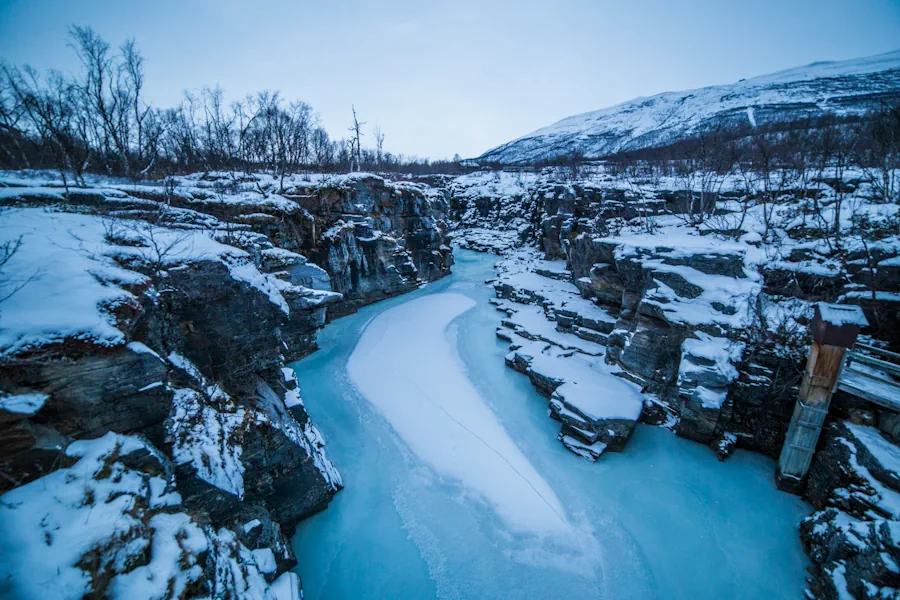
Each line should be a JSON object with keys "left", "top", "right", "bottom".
{"left": 818, "top": 302, "right": 869, "bottom": 327}
{"left": 127, "top": 341, "right": 161, "bottom": 359}
{"left": 347, "top": 292, "right": 570, "bottom": 535}
{"left": 559, "top": 435, "right": 607, "bottom": 461}
{"left": 137, "top": 381, "right": 164, "bottom": 392}
{"left": 168, "top": 388, "right": 246, "bottom": 498}
{"left": 602, "top": 230, "right": 748, "bottom": 256}
{"left": 251, "top": 548, "right": 277, "bottom": 574}
{"left": 679, "top": 333, "right": 745, "bottom": 408}
{"left": 0, "top": 209, "right": 147, "bottom": 355}
{"left": 842, "top": 291, "right": 900, "bottom": 302}
{"left": 270, "top": 572, "right": 303, "bottom": 600}
{"left": 453, "top": 227, "right": 521, "bottom": 253}
{"left": 501, "top": 303, "right": 605, "bottom": 355}
{"left": 282, "top": 367, "right": 304, "bottom": 408}
{"left": 109, "top": 512, "right": 209, "bottom": 599}
{"left": 845, "top": 423, "right": 900, "bottom": 481}
{"left": 552, "top": 380, "right": 642, "bottom": 421}
{"left": 0, "top": 208, "right": 297, "bottom": 357}
{"left": 0, "top": 391, "right": 48, "bottom": 415}
{"left": 480, "top": 48, "right": 900, "bottom": 163}
{"left": 837, "top": 433, "right": 900, "bottom": 519}
{"left": 0, "top": 433, "right": 193, "bottom": 600}
{"left": 243, "top": 519, "right": 262, "bottom": 533}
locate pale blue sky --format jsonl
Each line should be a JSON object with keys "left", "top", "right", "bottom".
{"left": 1, "top": 0, "right": 899, "bottom": 159}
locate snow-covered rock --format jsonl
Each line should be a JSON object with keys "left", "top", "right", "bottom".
{"left": 803, "top": 421, "right": 900, "bottom": 599}
{"left": 0, "top": 432, "right": 300, "bottom": 600}
{"left": 0, "top": 200, "right": 345, "bottom": 595}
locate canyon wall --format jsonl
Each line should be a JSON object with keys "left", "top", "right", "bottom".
{"left": 0, "top": 170, "right": 453, "bottom": 598}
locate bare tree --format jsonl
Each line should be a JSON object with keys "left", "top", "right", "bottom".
{"left": 120, "top": 39, "right": 153, "bottom": 178}
{"left": 2, "top": 63, "right": 87, "bottom": 191}
{"left": 373, "top": 124, "right": 384, "bottom": 166}
{"left": 0, "top": 234, "right": 36, "bottom": 305}
{"left": 859, "top": 104, "right": 900, "bottom": 204}
{"left": 348, "top": 106, "right": 365, "bottom": 172}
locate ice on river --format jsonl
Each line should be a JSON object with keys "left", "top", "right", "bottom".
{"left": 292, "top": 249, "right": 810, "bottom": 600}
{"left": 348, "top": 292, "right": 570, "bottom": 535}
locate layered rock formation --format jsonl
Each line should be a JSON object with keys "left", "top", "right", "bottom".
{"left": 126, "top": 171, "right": 454, "bottom": 318}
{"left": 448, "top": 166, "right": 900, "bottom": 598}
{"left": 802, "top": 420, "right": 900, "bottom": 599}
{"left": 0, "top": 170, "right": 454, "bottom": 598}
{"left": 450, "top": 169, "right": 898, "bottom": 460}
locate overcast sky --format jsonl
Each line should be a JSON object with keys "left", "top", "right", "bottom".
{"left": 2, "top": 0, "right": 899, "bottom": 160}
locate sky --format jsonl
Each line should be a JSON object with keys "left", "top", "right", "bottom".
{"left": 1, "top": 0, "right": 899, "bottom": 160}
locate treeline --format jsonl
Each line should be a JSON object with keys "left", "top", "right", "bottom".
{"left": 608, "top": 106, "right": 900, "bottom": 206}
{"left": 596, "top": 105, "right": 900, "bottom": 250}
{"left": 0, "top": 27, "right": 462, "bottom": 186}
{"left": 490, "top": 106, "right": 900, "bottom": 203}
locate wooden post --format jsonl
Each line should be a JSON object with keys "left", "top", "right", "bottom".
{"left": 776, "top": 303, "right": 868, "bottom": 493}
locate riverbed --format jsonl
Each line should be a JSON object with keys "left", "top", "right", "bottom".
{"left": 290, "top": 248, "right": 810, "bottom": 599}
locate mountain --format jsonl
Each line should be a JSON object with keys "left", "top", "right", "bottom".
{"left": 478, "top": 49, "right": 900, "bottom": 165}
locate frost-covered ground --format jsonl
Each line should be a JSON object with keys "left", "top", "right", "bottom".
{"left": 291, "top": 249, "right": 810, "bottom": 600}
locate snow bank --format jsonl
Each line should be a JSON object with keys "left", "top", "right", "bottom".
{"left": 0, "top": 433, "right": 190, "bottom": 599}
{"left": 0, "top": 391, "right": 49, "bottom": 415}
{"left": 0, "top": 209, "right": 147, "bottom": 355}
{"left": 0, "top": 208, "right": 299, "bottom": 357}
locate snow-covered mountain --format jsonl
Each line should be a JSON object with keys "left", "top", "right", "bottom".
{"left": 479, "top": 49, "right": 900, "bottom": 164}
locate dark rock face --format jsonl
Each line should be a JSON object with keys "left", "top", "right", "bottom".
{"left": 550, "top": 391, "right": 639, "bottom": 453}
{"left": 0, "top": 205, "right": 351, "bottom": 597}
{"left": 134, "top": 172, "right": 454, "bottom": 319}
{"left": 1, "top": 171, "right": 455, "bottom": 594}
{"left": 2, "top": 252, "right": 342, "bottom": 512}
{"left": 802, "top": 422, "right": 900, "bottom": 599}
{"left": 0, "top": 347, "right": 171, "bottom": 445}
{"left": 287, "top": 175, "right": 453, "bottom": 316}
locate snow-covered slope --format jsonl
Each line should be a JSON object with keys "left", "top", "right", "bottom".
{"left": 479, "top": 49, "right": 900, "bottom": 164}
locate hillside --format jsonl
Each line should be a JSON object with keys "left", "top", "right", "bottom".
{"left": 478, "top": 49, "right": 900, "bottom": 164}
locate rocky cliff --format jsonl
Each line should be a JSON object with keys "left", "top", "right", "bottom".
{"left": 448, "top": 166, "right": 900, "bottom": 598}
{"left": 450, "top": 168, "right": 898, "bottom": 460}
{"left": 0, "top": 170, "right": 453, "bottom": 599}
{"left": 125, "top": 171, "right": 454, "bottom": 318}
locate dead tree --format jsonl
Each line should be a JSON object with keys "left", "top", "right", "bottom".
{"left": 348, "top": 106, "right": 365, "bottom": 172}
{"left": 374, "top": 125, "right": 384, "bottom": 166}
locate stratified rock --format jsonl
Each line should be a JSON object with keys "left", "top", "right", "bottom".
{"left": 802, "top": 422, "right": 900, "bottom": 599}
{"left": 550, "top": 380, "right": 642, "bottom": 453}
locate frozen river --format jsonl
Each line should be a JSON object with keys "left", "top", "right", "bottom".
{"left": 291, "top": 249, "right": 810, "bottom": 599}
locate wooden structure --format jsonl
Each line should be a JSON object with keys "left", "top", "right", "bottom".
{"left": 776, "top": 303, "right": 868, "bottom": 492}
{"left": 838, "top": 343, "right": 900, "bottom": 411}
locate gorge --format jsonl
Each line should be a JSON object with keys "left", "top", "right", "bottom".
{"left": 1, "top": 34, "right": 900, "bottom": 600}
{"left": 290, "top": 249, "right": 811, "bottom": 600}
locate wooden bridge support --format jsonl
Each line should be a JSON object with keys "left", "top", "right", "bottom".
{"left": 776, "top": 303, "right": 868, "bottom": 493}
